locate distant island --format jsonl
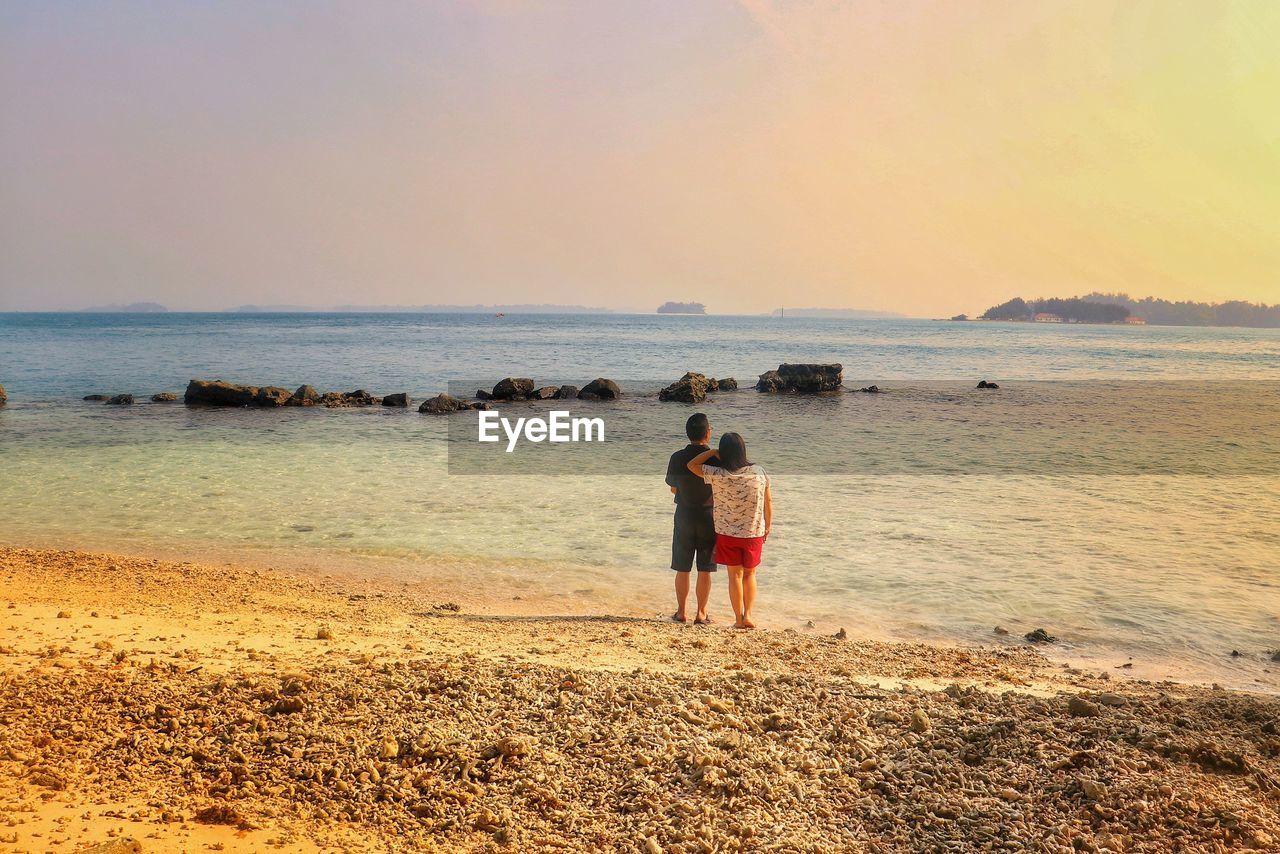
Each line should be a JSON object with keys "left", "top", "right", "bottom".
{"left": 1080, "top": 293, "right": 1280, "bottom": 328}
{"left": 975, "top": 294, "right": 1280, "bottom": 327}
{"left": 228, "top": 303, "right": 613, "bottom": 314}
{"left": 80, "top": 302, "right": 169, "bottom": 313}
{"left": 769, "top": 307, "right": 906, "bottom": 319}
{"left": 981, "top": 297, "right": 1131, "bottom": 324}
{"left": 656, "top": 301, "right": 706, "bottom": 315}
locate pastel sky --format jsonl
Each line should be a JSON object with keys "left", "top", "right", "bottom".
{"left": 1, "top": 1, "right": 1277, "bottom": 315}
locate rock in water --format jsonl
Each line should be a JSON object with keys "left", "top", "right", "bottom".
{"left": 491, "top": 378, "right": 535, "bottom": 400}
{"left": 290, "top": 385, "right": 320, "bottom": 406}
{"left": 0, "top": 383, "right": 6, "bottom": 405}
{"left": 977, "top": 380, "right": 1000, "bottom": 389}
{"left": 150, "top": 392, "right": 178, "bottom": 402}
{"left": 530, "top": 386, "right": 558, "bottom": 400}
{"left": 475, "top": 388, "right": 494, "bottom": 400}
{"left": 253, "top": 386, "right": 293, "bottom": 407}
{"left": 419, "top": 393, "right": 462, "bottom": 414}
{"left": 185, "top": 379, "right": 257, "bottom": 406}
{"left": 579, "top": 378, "right": 621, "bottom": 400}
{"left": 105, "top": 394, "right": 135, "bottom": 405}
{"left": 756, "top": 364, "right": 843, "bottom": 393}
{"left": 83, "top": 394, "right": 110, "bottom": 401}
{"left": 717, "top": 377, "right": 738, "bottom": 391}
{"left": 659, "top": 372, "right": 710, "bottom": 403}
{"left": 553, "top": 385, "right": 579, "bottom": 400}
{"left": 381, "top": 392, "right": 410, "bottom": 407}
{"left": 342, "top": 389, "right": 376, "bottom": 406}
{"left": 1024, "top": 628, "right": 1057, "bottom": 644}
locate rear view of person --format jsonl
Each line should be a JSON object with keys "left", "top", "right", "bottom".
{"left": 687, "top": 432, "right": 771, "bottom": 629}
{"left": 664, "top": 413, "right": 717, "bottom": 623}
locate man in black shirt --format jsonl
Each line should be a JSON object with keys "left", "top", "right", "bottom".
{"left": 665, "top": 412, "right": 717, "bottom": 623}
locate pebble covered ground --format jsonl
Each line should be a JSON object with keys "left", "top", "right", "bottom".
{"left": 1, "top": 548, "right": 1278, "bottom": 852}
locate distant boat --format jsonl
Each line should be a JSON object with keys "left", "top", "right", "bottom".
{"left": 495, "top": 312, "right": 505, "bottom": 318}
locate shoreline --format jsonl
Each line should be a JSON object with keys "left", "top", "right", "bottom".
{"left": 2, "top": 547, "right": 1278, "bottom": 852}
{"left": 2, "top": 533, "right": 1272, "bottom": 697}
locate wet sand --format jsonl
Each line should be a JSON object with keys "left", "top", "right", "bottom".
{"left": 1, "top": 547, "right": 1277, "bottom": 852}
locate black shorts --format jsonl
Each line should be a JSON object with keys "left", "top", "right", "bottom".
{"left": 672, "top": 506, "right": 717, "bottom": 573}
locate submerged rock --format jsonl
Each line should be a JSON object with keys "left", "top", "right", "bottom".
{"left": 756, "top": 364, "right": 843, "bottom": 393}
{"left": 381, "top": 392, "right": 410, "bottom": 407}
{"left": 659, "top": 372, "right": 710, "bottom": 403}
{"left": 716, "top": 377, "right": 738, "bottom": 391}
{"left": 253, "top": 386, "right": 293, "bottom": 407}
{"left": 977, "top": 380, "right": 1000, "bottom": 389}
{"left": 420, "top": 393, "right": 463, "bottom": 414}
{"left": 105, "top": 394, "right": 135, "bottom": 405}
{"left": 855, "top": 385, "right": 882, "bottom": 393}
{"left": 184, "top": 379, "right": 257, "bottom": 407}
{"left": 150, "top": 392, "right": 178, "bottom": 402}
{"left": 578, "top": 378, "right": 621, "bottom": 400}
{"left": 83, "top": 394, "right": 111, "bottom": 401}
{"left": 492, "top": 378, "right": 535, "bottom": 400}
{"left": 320, "top": 390, "right": 378, "bottom": 408}
{"left": 0, "top": 383, "right": 6, "bottom": 405}
{"left": 290, "top": 385, "right": 321, "bottom": 406}
{"left": 1024, "top": 628, "right": 1057, "bottom": 644}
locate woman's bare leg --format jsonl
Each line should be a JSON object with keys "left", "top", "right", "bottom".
{"left": 742, "top": 566, "right": 758, "bottom": 628}
{"left": 726, "top": 566, "right": 746, "bottom": 628}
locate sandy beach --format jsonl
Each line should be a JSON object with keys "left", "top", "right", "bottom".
{"left": 1, "top": 547, "right": 1278, "bottom": 853}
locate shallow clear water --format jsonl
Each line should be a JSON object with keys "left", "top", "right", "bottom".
{"left": 1, "top": 312, "right": 1278, "bottom": 691}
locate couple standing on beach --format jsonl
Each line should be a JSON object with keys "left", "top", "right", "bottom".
{"left": 665, "top": 413, "right": 772, "bottom": 629}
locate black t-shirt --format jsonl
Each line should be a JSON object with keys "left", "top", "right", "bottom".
{"left": 666, "top": 444, "right": 715, "bottom": 508}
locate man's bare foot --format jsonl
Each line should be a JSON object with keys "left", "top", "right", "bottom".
{"left": 733, "top": 619, "right": 749, "bottom": 629}
{"left": 694, "top": 613, "right": 713, "bottom": 625}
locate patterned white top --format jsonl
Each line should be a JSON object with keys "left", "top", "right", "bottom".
{"left": 702, "top": 464, "right": 770, "bottom": 538}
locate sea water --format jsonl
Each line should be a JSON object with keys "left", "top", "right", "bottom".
{"left": 1, "top": 312, "right": 1277, "bottom": 690}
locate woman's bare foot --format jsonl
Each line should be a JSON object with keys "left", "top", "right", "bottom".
{"left": 733, "top": 619, "right": 749, "bottom": 629}
{"left": 742, "top": 616, "right": 756, "bottom": 629}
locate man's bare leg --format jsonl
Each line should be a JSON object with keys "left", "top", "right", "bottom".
{"left": 694, "top": 570, "right": 712, "bottom": 622}
{"left": 674, "top": 571, "right": 690, "bottom": 621}
{"left": 726, "top": 566, "right": 746, "bottom": 628}
{"left": 741, "top": 566, "right": 758, "bottom": 628}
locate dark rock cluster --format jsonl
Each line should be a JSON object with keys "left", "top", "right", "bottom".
{"left": 658, "top": 372, "right": 739, "bottom": 404}
{"left": 756, "top": 364, "right": 844, "bottom": 393}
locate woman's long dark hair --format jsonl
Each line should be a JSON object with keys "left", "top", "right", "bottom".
{"left": 717, "top": 432, "right": 751, "bottom": 472}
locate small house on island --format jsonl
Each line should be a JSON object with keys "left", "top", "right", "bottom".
{"left": 1033, "top": 312, "right": 1063, "bottom": 323}
{"left": 1124, "top": 315, "right": 1147, "bottom": 325}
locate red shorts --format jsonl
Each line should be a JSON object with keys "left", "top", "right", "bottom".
{"left": 715, "top": 534, "right": 765, "bottom": 569}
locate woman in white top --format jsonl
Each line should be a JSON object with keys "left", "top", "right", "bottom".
{"left": 687, "top": 433, "right": 772, "bottom": 629}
